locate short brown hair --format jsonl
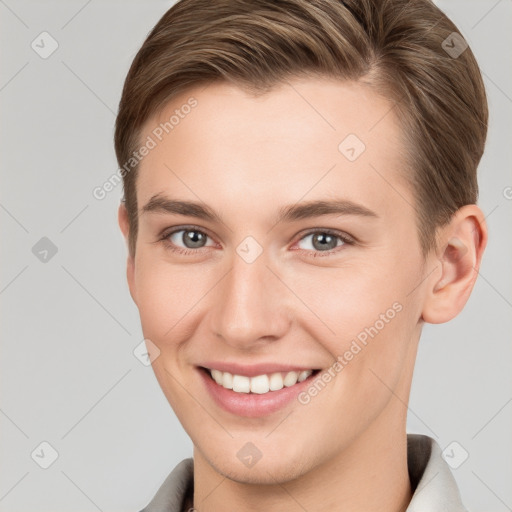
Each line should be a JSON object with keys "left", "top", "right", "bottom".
{"left": 114, "top": 0, "right": 488, "bottom": 257}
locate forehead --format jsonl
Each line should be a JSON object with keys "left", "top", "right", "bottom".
{"left": 136, "top": 78, "right": 410, "bottom": 218}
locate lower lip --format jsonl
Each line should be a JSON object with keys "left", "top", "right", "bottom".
{"left": 198, "top": 367, "right": 319, "bottom": 418}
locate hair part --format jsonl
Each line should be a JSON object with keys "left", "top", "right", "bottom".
{"left": 114, "top": 0, "right": 488, "bottom": 258}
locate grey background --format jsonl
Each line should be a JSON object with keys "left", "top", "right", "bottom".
{"left": 0, "top": 0, "right": 510, "bottom": 510}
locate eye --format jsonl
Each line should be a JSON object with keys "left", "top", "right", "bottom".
{"left": 296, "top": 230, "right": 352, "bottom": 254}
{"left": 162, "top": 227, "right": 216, "bottom": 251}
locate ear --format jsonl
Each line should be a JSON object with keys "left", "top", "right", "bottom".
{"left": 118, "top": 201, "right": 138, "bottom": 305}
{"left": 421, "top": 205, "right": 487, "bottom": 324}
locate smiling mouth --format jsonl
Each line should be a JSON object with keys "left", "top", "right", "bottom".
{"left": 201, "top": 367, "right": 321, "bottom": 395}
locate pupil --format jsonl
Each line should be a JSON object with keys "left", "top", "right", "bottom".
{"left": 313, "top": 233, "right": 336, "bottom": 251}
{"left": 183, "top": 230, "right": 206, "bottom": 248}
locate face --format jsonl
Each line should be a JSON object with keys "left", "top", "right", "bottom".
{"left": 123, "top": 78, "right": 431, "bottom": 484}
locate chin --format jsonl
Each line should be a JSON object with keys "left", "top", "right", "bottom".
{"left": 203, "top": 445, "right": 315, "bottom": 485}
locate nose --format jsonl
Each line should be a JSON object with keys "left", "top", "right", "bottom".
{"left": 208, "top": 252, "right": 291, "bottom": 350}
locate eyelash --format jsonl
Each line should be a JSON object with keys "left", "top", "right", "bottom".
{"left": 157, "top": 226, "right": 355, "bottom": 258}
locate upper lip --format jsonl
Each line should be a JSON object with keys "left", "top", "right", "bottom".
{"left": 199, "top": 362, "right": 319, "bottom": 377}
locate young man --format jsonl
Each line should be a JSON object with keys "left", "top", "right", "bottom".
{"left": 115, "top": 1, "right": 488, "bottom": 510}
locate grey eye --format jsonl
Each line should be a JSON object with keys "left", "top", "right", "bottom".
{"left": 298, "top": 232, "right": 343, "bottom": 251}
{"left": 169, "top": 229, "right": 211, "bottom": 249}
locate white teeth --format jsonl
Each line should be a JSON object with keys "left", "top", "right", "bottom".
{"left": 232, "top": 374, "right": 250, "bottom": 393}
{"left": 222, "top": 371, "right": 233, "bottom": 389}
{"left": 283, "top": 371, "right": 299, "bottom": 387}
{"left": 211, "top": 369, "right": 223, "bottom": 385}
{"left": 250, "top": 374, "right": 270, "bottom": 394}
{"left": 297, "top": 370, "right": 310, "bottom": 382}
{"left": 269, "top": 372, "right": 284, "bottom": 391}
{"left": 208, "top": 368, "right": 313, "bottom": 394}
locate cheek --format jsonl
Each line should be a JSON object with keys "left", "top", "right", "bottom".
{"left": 285, "top": 256, "right": 419, "bottom": 385}
{"left": 133, "top": 255, "right": 211, "bottom": 342}
{"left": 286, "top": 261, "right": 406, "bottom": 336}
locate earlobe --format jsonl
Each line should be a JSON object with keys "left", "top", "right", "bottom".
{"left": 422, "top": 205, "right": 487, "bottom": 324}
{"left": 118, "top": 202, "right": 138, "bottom": 305}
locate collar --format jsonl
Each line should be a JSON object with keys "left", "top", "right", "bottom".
{"left": 141, "top": 434, "right": 467, "bottom": 512}
{"left": 406, "top": 434, "right": 468, "bottom": 511}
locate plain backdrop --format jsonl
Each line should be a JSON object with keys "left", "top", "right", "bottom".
{"left": 1, "top": 1, "right": 511, "bottom": 511}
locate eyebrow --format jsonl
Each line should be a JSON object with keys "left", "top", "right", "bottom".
{"left": 140, "top": 193, "right": 378, "bottom": 224}
{"left": 141, "top": 194, "right": 223, "bottom": 223}
{"left": 277, "top": 199, "right": 378, "bottom": 222}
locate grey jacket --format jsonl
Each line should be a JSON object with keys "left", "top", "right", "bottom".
{"left": 140, "top": 434, "right": 468, "bottom": 512}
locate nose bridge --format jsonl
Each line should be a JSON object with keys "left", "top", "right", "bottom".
{"left": 210, "top": 251, "right": 289, "bottom": 347}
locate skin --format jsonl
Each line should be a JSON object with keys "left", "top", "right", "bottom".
{"left": 118, "top": 78, "right": 487, "bottom": 512}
